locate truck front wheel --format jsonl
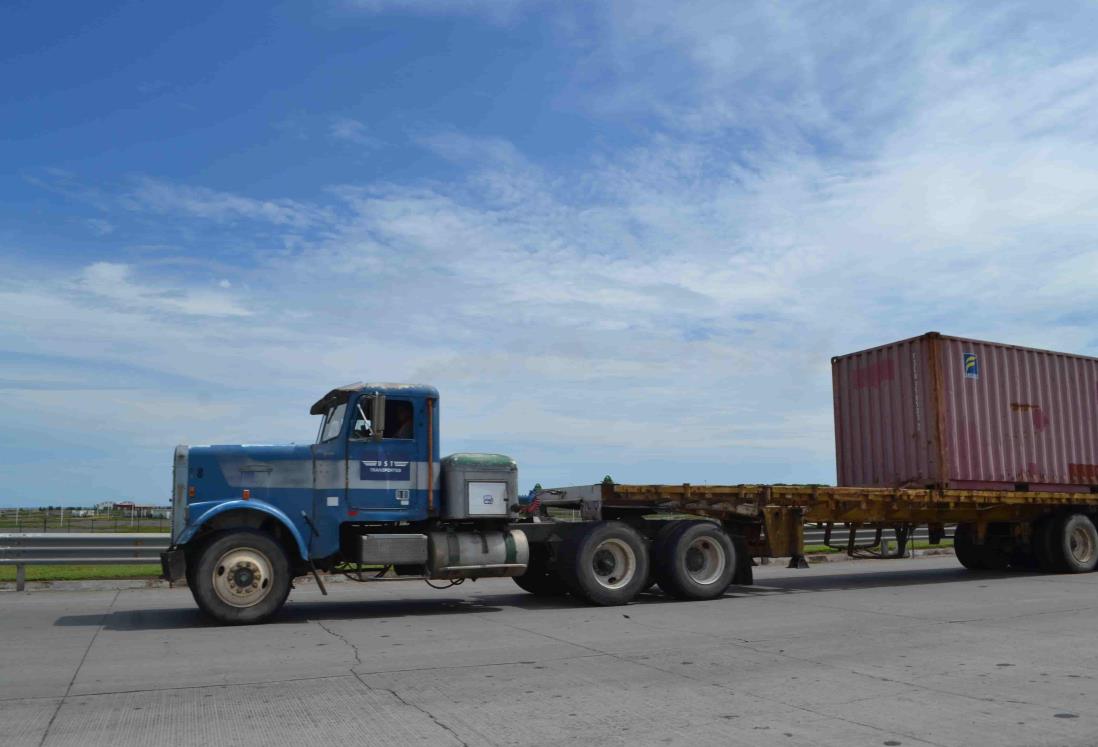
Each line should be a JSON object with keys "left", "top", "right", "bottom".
{"left": 190, "top": 530, "right": 292, "bottom": 625}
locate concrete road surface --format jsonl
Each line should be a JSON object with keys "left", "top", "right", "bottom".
{"left": 2, "top": 555, "right": 1097, "bottom": 747}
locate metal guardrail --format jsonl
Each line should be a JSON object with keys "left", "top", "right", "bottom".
{"left": 0, "top": 533, "right": 169, "bottom": 591}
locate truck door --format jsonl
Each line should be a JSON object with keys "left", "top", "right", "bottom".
{"left": 345, "top": 394, "right": 423, "bottom": 520}
{"left": 310, "top": 401, "right": 349, "bottom": 558}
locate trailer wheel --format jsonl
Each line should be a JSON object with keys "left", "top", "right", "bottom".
{"left": 1032, "top": 516, "right": 1061, "bottom": 572}
{"left": 953, "top": 524, "right": 1009, "bottom": 571}
{"left": 558, "top": 521, "right": 649, "bottom": 605}
{"left": 190, "top": 530, "right": 291, "bottom": 625}
{"left": 513, "top": 545, "right": 570, "bottom": 597}
{"left": 1046, "top": 513, "right": 1098, "bottom": 574}
{"left": 653, "top": 521, "right": 736, "bottom": 600}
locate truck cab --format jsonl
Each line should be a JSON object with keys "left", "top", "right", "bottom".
{"left": 162, "top": 383, "right": 528, "bottom": 624}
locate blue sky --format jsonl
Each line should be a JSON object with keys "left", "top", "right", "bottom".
{"left": 3, "top": 1, "right": 1098, "bottom": 507}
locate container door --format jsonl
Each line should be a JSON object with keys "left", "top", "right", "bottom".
{"left": 345, "top": 395, "right": 423, "bottom": 520}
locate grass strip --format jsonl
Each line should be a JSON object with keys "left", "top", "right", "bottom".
{"left": 0, "top": 564, "right": 161, "bottom": 582}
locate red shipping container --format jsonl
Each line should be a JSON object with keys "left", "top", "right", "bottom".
{"left": 832, "top": 332, "right": 1098, "bottom": 492}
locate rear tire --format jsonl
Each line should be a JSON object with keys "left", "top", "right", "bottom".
{"left": 653, "top": 521, "right": 736, "bottom": 600}
{"left": 191, "top": 530, "right": 292, "bottom": 625}
{"left": 558, "top": 521, "right": 649, "bottom": 605}
{"left": 513, "top": 545, "right": 570, "bottom": 596}
{"left": 1045, "top": 513, "right": 1098, "bottom": 574}
{"left": 954, "top": 524, "right": 1009, "bottom": 571}
{"left": 1033, "top": 516, "right": 1062, "bottom": 572}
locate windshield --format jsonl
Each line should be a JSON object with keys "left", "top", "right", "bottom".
{"left": 317, "top": 402, "right": 347, "bottom": 443}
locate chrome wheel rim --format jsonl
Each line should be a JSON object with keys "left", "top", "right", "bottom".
{"left": 1069, "top": 524, "right": 1096, "bottom": 566}
{"left": 591, "top": 538, "right": 636, "bottom": 590}
{"left": 212, "top": 547, "right": 274, "bottom": 608}
{"left": 684, "top": 536, "right": 727, "bottom": 586}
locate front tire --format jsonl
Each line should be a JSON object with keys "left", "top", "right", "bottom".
{"left": 653, "top": 521, "right": 736, "bottom": 600}
{"left": 191, "top": 530, "right": 292, "bottom": 625}
{"left": 558, "top": 521, "right": 649, "bottom": 606}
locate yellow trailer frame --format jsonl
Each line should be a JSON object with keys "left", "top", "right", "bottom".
{"left": 545, "top": 482, "right": 1098, "bottom": 561}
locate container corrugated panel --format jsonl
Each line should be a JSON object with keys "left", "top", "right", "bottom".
{"left": 833, "top": 332, "right": 1098, "bottom": 492}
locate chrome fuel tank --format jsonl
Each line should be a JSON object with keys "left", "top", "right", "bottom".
{"left": 427, "top": 529, "right": 529, "bottom": 579}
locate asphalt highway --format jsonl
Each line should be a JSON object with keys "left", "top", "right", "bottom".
{"left": 2, "top": 554, "right": 1097, "bottom": 746}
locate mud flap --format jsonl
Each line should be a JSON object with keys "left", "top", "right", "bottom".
{"left": 731, "top": 535, "right": 754, "bottom": 585}
{"left": 161, "top": 549, "right": 186, "bottom": 583}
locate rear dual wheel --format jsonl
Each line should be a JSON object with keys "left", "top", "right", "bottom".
{"left": 558, "top": 521, "right": 650, "bottom": 605}
{"left": 513, "top": 544, "right": 570, "bottom": 597}
{"left": 652, "top": 521, "right": 737, "bottom": 600}
{"left": 953, "top": 524, "right": 1009, "bottom": 571}
{"left": 557, "top": 520, "right": 738, "bottom": 606}
{"left": 1034, "top": 513, "right": 1098, "bottom": 573}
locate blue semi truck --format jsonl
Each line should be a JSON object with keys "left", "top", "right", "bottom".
{"left": 161, "top": 382, "right": 754, "bottom": 624}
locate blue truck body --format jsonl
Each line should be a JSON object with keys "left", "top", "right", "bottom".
{"left": 170, "top": 383, "right": 441, "bottom": 561}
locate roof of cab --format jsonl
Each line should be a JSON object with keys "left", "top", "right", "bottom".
{"left": 309, "top": 382, "right": 439, "bottom": 415}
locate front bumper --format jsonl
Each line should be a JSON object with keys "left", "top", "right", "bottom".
{"left": 161, "top": 548, "right": 186, "bottom": 583}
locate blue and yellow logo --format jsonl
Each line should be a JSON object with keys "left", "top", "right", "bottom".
{"left": 963, "top": 352, "right": 979, "bottom": 379}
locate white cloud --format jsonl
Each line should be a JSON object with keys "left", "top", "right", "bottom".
{"left": 329, "top": 117, "right": 384, "bottom": 149}
{"left": 123, "top": 177, "right": 330, "bottom": 229}
{"left": 74, "top": 262, "right": 252, "bottom": 318}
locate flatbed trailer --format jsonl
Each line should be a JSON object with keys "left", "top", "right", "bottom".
{"left": 507, "top": 481, "right": 1098, "bottom": 605}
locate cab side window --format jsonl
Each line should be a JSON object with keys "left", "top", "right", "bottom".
{"left": 384, "top": 400, "right": 414, "bottom": 440}
{"left": 319, "top": 403, "right": 347, "bottom": 442}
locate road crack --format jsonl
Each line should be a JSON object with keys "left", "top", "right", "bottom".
{"left": 352, "top": 672, "right": 469, "bottom": 746}
{"left": 37, "top": 590, "right": 119, "bottom": 746}
{"left": 314, "top": 620, "right": 362, "bottom": 667}
{"left": 315, "top": 619, "right": 468, "bottom": 744}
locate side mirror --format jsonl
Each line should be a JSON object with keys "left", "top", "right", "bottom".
{"left": 370, "top": 393, "right": 386, "bottom": 442}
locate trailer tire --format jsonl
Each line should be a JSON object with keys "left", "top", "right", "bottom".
{"left": 190, "top": 530, "right": 291, "bottom": 625}
{"left": 513, "top": 545, "right": 570, "bottom": 597}
{"left": 953, "top": 524, "right": 1008, "bottom": 571}
{"left": 1046, "top": 513, "right": 1098, "bottom": 574}
{"left": 1033, "top": 516, "right": 1062, "bottom": 572}
{"left": 558, "top": 521, "right": 649, "bottom": 606}
{"left": 653, "top": 521, "right": 736, "bottom": 600}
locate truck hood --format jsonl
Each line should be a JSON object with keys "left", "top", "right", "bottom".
{"left": 188, "top": 443, "right": 315, "bottom": 499}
